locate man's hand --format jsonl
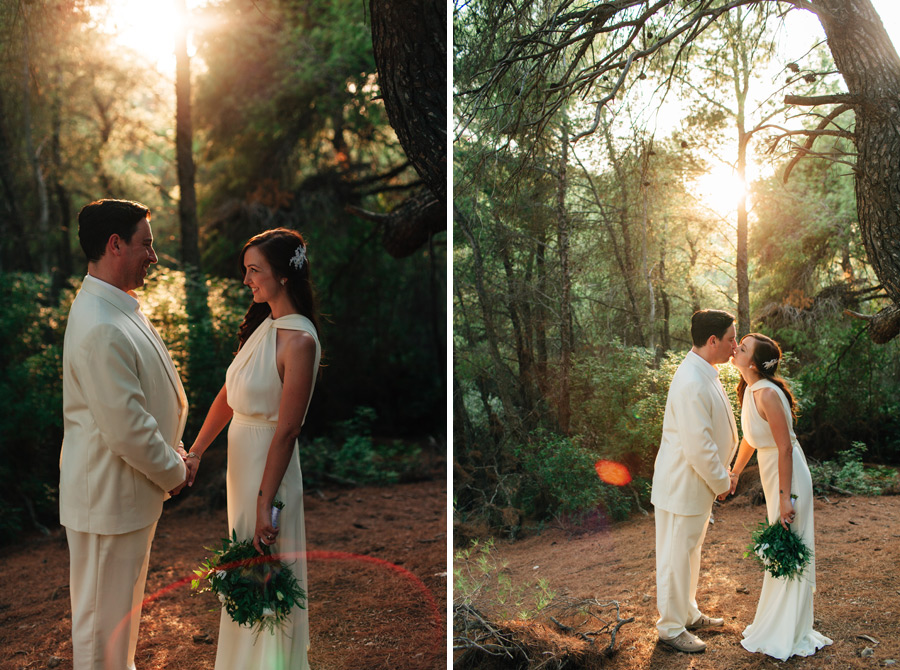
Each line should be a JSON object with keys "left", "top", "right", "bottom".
{"left": 169, "top": 442, "right": 194, "bottom": 496}
{"left": 717, "top": 471, "right": 739, "bottom": 501}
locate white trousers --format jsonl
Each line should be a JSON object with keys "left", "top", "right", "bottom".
{"left": 655, "top": 508, "right": 710, "bottom": 639}
{"left": 66, "top": 521, "right": 157, "bottom": 670}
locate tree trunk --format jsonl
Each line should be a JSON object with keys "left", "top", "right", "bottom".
{"left": 455, "top": 282, "right": 504, "bottom": 445}
{"left": 659, "top": 225, "right": 671, "bottom": 352}
{"left": 457, "top": 206, "right": 524, "bottom": 439}
{"left": 534, "top": 232, "right": 548, "bottom": 381}
{"left": 556, "top": 122, "right": 572, "bottom": 434}
{"left": 175, "top": 0, "right": 200, "bottom": 270}
{"left": 736, "top": 128, "right": 750, "bottom": 338}
{"left": 370, "top": 0, "right": 446, "bottom": 203}
{"left": 810, "top": 0, "right": 900, "bottom": 341}
{"left": 50, "top": 68, "right": 72, "bottom": 290}
{"left": 686, "top": 236, "right": 702, "bottom": 313}
{"left": 497, "top": 227, "right": 535, "bottom": 415}
{"left": 640, "top": 142, "right": 656, "bottom": 350}
{"left": 91, "top": 91, "right": 114, "bottom": 195}
{"left": 579, "top": 127, "right": 647, "bottom": 346}
{"left": 453, "top": 372, "right": 476, "bottom": 455}
{"left": 21, "top": 5, "right": 49, "bottom": 274}
{"left": 0, "top": 88, "right": 32, "bottom": 272}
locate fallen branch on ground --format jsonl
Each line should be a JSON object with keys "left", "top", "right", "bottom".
{"left": 454, "top": 597, "right": 634, "bottom": 669}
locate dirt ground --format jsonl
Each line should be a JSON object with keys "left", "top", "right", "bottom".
{"left": 0, "top": 479, "right": 447, "bottom": 670}
{"left": 455, "top": 467, "right": 900, "bottom": 669}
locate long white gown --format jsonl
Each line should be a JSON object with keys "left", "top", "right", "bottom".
{"left": 215, "top": 314, "right": 321, "bottom": 670}
{"left": 740, "top": 379, "right": 832, "bottom": 660}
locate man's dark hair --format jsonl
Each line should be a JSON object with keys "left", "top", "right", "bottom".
{"left": 77, "top": 199, "right": 150, "bottom": 262}
{"left": 690, "top": 309, "right": 735, "bottom": 347}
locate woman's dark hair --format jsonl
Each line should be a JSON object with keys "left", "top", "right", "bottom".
{"left": 236, "top": 228, "right": 321, "bottom": 351}
{"left": 736, "top": 333, "right": 797, "bottom": 418}
{"left": 78, "top": 199, "right": 150, "bottom": 262}
{"left": 690, "top": 309, "right": 735, "bottom": 347}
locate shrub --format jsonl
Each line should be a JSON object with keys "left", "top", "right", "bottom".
{"left": 511, "top": 430, "right": 603, "bottom": 520}
{"left": 809, "top": 442, "right": 897, "bottom": 496}
{"left": 301, "top": 406, "right": 422, "bottom": 485}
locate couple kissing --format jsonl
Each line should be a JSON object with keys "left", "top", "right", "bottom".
{"left": 651, "top": 309, "right": 831, "bottom": 660}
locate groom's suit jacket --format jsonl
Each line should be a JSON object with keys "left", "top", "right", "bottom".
{"left": 651, "top": 350, "right": 738, "bottom": 516}
{"left": 59, "top": 275, "right": 187, "bottom": 535}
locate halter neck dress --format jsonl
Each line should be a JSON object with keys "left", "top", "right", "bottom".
{"left": 739, "top": 379, "right": 831, "bottom": 660}
{"left": 215, "top": 314, "right": 320, "bottom": 670}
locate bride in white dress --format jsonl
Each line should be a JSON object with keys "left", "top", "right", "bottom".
{"left": 185, "top": 228, "right": 321, "bottom": 670}
{"left": 729, "top": 333, "right": 831, "bottom": 661}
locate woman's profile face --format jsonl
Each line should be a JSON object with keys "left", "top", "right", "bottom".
{"left": 242, "top": 246, "right": 282, "bottom": 304}
{"left": 732, "top": 336, "right": 757, "bottom": 370}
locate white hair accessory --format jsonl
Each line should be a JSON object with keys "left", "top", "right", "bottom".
{"left": 289, "top": 243, "right": 307, "bottom": 271}
{"left": 762, "top": 358, "right": 778, "bottom": 370}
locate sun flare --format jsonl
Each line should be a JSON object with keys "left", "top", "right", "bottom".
{"left": 90, "top": 0, "right": 195, "bottom": 74}
{"left": 693, "top": 168, "right": 749, "bottom": 216}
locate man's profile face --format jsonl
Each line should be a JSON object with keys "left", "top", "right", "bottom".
{"left": 119, "top": 217, "right": 157, "bottom": 291}
{"left": 713, "top": 324, "right": 737, "bottom": 365}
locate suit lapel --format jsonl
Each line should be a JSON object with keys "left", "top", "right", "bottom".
{"left": 124, "top": 308, "right": 188, "bottom": 410}
{"left": 687, "top": 352, "right": 738, "bottom": 459}
{"left": 79, "top": 277, "right": 187, "bottom": 417}
{"left": 713, "top": 376, "right": 739, "bottom": 462}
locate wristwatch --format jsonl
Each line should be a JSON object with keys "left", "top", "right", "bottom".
{"left": 186, "top": 452, "right": 201, "bottom": 461}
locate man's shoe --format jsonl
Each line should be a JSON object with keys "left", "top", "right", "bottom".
{"left": 660, "top": 630, "right": 707, "bottom": 653}
{"left": 687, "top": 615, "right": 724, "bottom": 630}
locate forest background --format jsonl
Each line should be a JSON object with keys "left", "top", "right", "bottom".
{"left": 0, "top": 0, "right": 447, "bottom": 543}
{"left": 453, "top": 0, "right": 900, "bottom": 539}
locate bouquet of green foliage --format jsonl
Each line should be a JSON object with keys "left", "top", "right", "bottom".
{"left": 192, "top": 501, "right": 306, "bottom": 635}
{"left": 744, "top": 498, "right": 812, "bottom": 580}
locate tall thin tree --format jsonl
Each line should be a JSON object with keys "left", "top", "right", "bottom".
{"left": 175, "top": 0, "right": 200, "bottom": 270}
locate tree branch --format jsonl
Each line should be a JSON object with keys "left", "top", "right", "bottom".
{"left": 782, "top": 103, "right": 856, "bottom": 182}
{"left": 784, "top": 93, "right": 862, "bottom": 106}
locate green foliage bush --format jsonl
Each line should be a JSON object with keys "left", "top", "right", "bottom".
{"left": 457, "top": 344, "right": 756, "bottom": 531}
{"left": 0, "top": 274, "right": 69, "bottom": 543}
{"left": 0, "top": 268, "right": 438, "bottom": 545}
{"left": 301, "top": 407, "right": 422, "bottom": 486}
{"left": 506, "top": 429, "right": 640, "bottom": 525}
{"left": 770, "top": 310, "right": 900, "bottom": 461}
{"left": 511, "top": 430, "right": 603, "bottom": 519}
{"left": 809, "top": 442, "right": 897, "bottom": 496}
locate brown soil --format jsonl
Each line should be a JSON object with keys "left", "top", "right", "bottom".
{"left": 0, "top": 480, "right": 447, "bottom": 670}
{"left": 456, "top": 473, "right": 900, "bottom": 669}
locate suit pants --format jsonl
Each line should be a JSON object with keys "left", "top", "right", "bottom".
{"left": 66, "top": 521, "right": 157, "bottom": 670}
{"left": 655, "top": 507, "right": 710, "bottom": 639}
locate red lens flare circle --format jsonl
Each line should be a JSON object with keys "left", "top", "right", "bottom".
{"left": 594, "top": 459, "right": 632, "bottom": 486}
{"left": 102, "top": 551, "right": 444, "bottom": 670}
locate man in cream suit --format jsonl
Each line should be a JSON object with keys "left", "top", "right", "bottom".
{"left": 651, "top": 309, "right": 739, "bottom": 653}
{"left": 60, "top": 199, "right": 196, "bottom": 670}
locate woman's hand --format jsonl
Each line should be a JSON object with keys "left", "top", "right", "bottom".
{"left": 779, "top": 496, "right": 796, "bottom": 530}
{"left": 184, "top": 446, "right": 201, "bottom": 487}
{"left": 717, "top": 471, "right": 739, "bottom": 501}
{"left": 253, "top": 505, "right": 280, "bottom": 554}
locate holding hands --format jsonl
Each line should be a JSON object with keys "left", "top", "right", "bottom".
{"left": 716, "top": 470, "right": 740, "bottom": 501}
{"left": 169, "top": 442, "right": 201, "bottom": 496}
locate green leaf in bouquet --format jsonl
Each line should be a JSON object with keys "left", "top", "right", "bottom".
{"left": 191, "top": 522, "right": 307, "bottom": 636}
{"left": 744, "top": 519, "right": 812, "bottom": 580}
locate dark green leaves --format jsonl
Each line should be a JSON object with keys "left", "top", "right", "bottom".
{"left": 744, "top": 518, "right": 812, "bottom": 580}
{"left": 192, "top": 529, "right": 307, "bottom": 636}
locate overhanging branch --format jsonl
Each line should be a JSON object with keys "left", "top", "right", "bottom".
{"left": 781, "top": 103, "right": 856, "bottom": 182}
{"left": 784, "top": 93, "right": 862, "bottom": 106}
